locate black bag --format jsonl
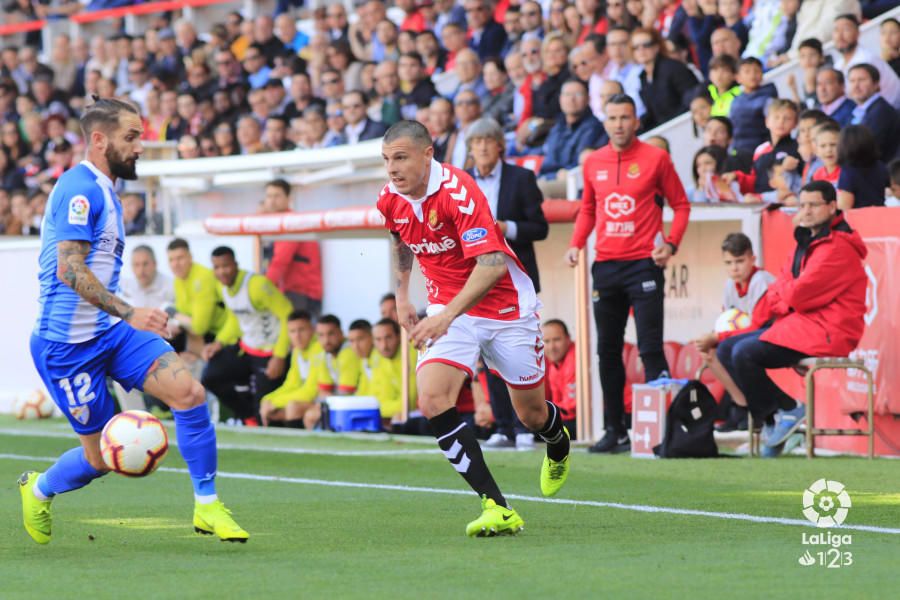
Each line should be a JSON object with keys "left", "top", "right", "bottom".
{"left": 653, "top": 381, "right": 719, "bottom": 458}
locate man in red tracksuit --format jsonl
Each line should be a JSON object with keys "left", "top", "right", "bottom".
{"left": 565, "top": 94, "right": 691, "bottom": 454}
{"left": 543, "top": 319, "right": 577, "bottom": 438}
{"left": 716, "top": 180, "right": 868, "bottom": 457}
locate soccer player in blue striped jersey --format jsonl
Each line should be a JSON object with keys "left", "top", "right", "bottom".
{"left": 19, "top": 97, "right": 248, "bottom": 544}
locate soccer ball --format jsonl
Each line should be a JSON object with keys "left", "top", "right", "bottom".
{"left": 714, "top": 308, "right": 751, "bottom": 334}
{"left": 100, "top": 410, "right": 169, "bottom": 477}
{"left": 15, "top": 389, "right": 55, "bottom": 420}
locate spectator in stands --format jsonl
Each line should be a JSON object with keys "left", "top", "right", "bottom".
{"left": 789, "top": 0, "right": 861, "bottom": 59}
{"left": 520, "top": 1, "right": 545, "bottom": 40}
{"left": 837, "top": 125, "right": 890, "bottom": 209}
{"left": 155, "top": 29, "right": 185, "bottom": 81}
{"left": 765, "top": 0, "right": 802, "bottom": 69}
{"left": 326, "top": 2, "right": 351, "bottom": 44}
{"left": 213, "top": 122, "right": 239, "bottom": 156}
{"left": 535, "top": 79, "right": 604, "bottom": 181}
{"left": 326, "top": 104, "right": 346, "bottom": 143}
{"left": 847, "top": 63, "right": 900, "bottom": 161}
{"left": 371, "top": 61, "right": 402, "bottom": 126}
{"left": 125, "top": 59, "right": 153, "bottom": 113}
{"left": 244, "top": 44, "right": 273, "bottom": 89}
{"left": 199, "top": 134, "right": 219, "bottom": 158}
{"left": 301, "top": 105, "right": 344, "bottom": 148}
{"left": 182, "top": 62, "right": 216, "bottom": 103}
{"left": 684, "top": 0, "right": 724, "bottom": 76}
{"left": 809, "top": 122, "right": 842, "bottom": 188}
{"left": 832, "top": 13, "right": 900, "bottom": 108}
{"left": 500, "top": 5, "right": 523, "bottom": 56}
{"left": 687, "top": 145, "right": 737, "bottom": 202}
{"left": 813, "top": 67, "right": 856, "bottom": 127}
{"left": 176, "top": 92, "right": 204, "bottom": 137}
{"left": 728, "top": 57, "right": 778, "bottom": 154}
{"left": 275, "top": 12, "right": 310, "bottom": 55}
{"left": 398, "top": 52, "right": 438, "bottom": 120}
{"left": 374, "top": 19, "right": 401, "bottom": 63}
{"left": 449, "top": 48, "right": 489, "bottom": 103}
{"left": 542, "top": 319, "right": 577, "bottom": 437}
{"left": 795, "top": 108, "right": 830, "bottom": 168}
{"left": 690, "top": 92, "right": 713, "bottom": 137}
{"left": 449, "top": 89, "right": 482, "bottom": 167}
{"left": 341, "top": 90, "right": 387, "bottom": 144}
{"left": 284, "top": 72, "right": 323, "bottom": 121}
{"left": 633, "top": 27, "right": 699, "bottom": 130}
{"left": 260, "top": 310, "right": 322, "bottom": 427}
{"left": 741, "top": 0, "right": 782, "bottom": 62}
{"left": 214, "top": 49, "right": 245, "bottom": 90}
{"left": 428, "top": 96, "right": 458, "bottom": 162}
{"left": 439, "top": 23, "right": 469, "bottom": 72}
{"left": 728, "top": 99, "right": 803, "bottom": 198}
{"left": 236, "top": 115, "right": 266, "bottom": 154}
{"left": 575, "top": 37, "right": 609, "bottom": 121}
{"left": 786, "top": 39, "right": 825, "bottom": 109}
{"left": 882, "top": 18, "right": 900, "bottom": 76}
{"left": 0, "top": 190, "right": 9, "bottom": 234}
{"left": 465, "top": 0, "right": 507, "bottom": 60}
{"left": 176, "top": 134, "right": 200, "bottom": 160}
{"left": 535, "top": 33, "right": 572, "bottom": 119}
{"left": 262, "top": 179, "right": 324, "bottom": 315}
{"left": 480, "top": 57, "right": 515, "bottom": 129}
{"left": 888, "top": 159, "right": 900, "bottom": 206}
{"left": 298, "top": 314, "right": 363, "bottom": 429}
{"left": 264, "top": 115, "right": 294, "bottom": 152}
{"left": 49, "top": 34, "right": 77, "bottom": 95}
{"left": 263, "top": 79, "right": 290, "bottom": 116}
{"left": 707, "top": 54, "right": 742, "bottom": 117}
{"left": 416, "top": 30, "right": 447, "bottom": 76}
{"left": 717, "top": 181, "right": 868, "bottom": 457}
{"left": 710, "top": 27, "right": 742, "bottom": 61}
{"left": 0, "top": 146, "right": 25, "bottom": 191}
{"left": 254, "top": 15, "right": 286, "bottom": 65}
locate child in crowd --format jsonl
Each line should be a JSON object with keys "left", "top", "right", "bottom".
{"left": 887, "top": 159, "right": 900, "bottom": 207}
{"left": 794, "top": 109, "right": 829, "bottom": 174}
{"left": 718, "top": 0, "right": 749, "bottom": 50}
{"left": 690, "top": 92, "right": 713, "bottom": 138}
{"left": 707, "top": 55, "right": 741, "bottom": 117}
{"left": 809, "top": 122, "right": 841, "bottom": 188}
{"left": 727, "top": 57, "right": 778, "bottom": 153}
{"left": 688, "top": 145, "right": 740, "bottom": 203}
{"left": 692, "top": 233, "right": 776, "bottom": 432}
{"left": 786, "top": 38, "right": 825, "bottom": 109}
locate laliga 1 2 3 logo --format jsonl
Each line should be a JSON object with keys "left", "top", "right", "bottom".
{"left": 803, "top": 478, "right": 851, "bottom": 527}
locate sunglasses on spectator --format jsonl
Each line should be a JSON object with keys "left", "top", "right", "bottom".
{"left": 632, "top": 41, "right": 655, "bottom": 50}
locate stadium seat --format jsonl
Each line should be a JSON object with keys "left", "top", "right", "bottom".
{"left": 510, "top": 155, "right": 544, "bottom": 174}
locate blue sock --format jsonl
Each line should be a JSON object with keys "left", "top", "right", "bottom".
{"left": 38, "top": 447, "right": 105, "bottom": 498}
{"left": 172, "top": 403, "right": 218, "bottom": 498}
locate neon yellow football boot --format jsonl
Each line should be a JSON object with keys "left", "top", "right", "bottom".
{"left": 18, "top": 471, "right": 52, "bottom": 545}
{"left": 193, "top": 500, "right": 249, "bottom": 543}
{"left": 540, "top": 427, "right": 571, "bottom": 497}
{"left": 465, "top": 496, "right": 524, "bottom": 537}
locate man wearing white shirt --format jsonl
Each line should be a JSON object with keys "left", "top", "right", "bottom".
{"left": 832, "top": 14, "right": 900, "bottom": 108}
{"left": 465, "top": 118, "right": 549, "bottom": 450}
{"left": 604, "top": 26, "right": 646, "bottom": 119}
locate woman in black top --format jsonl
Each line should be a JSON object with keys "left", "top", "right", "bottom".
{"left": 632, "top": 27, "right": 699, "bottom": 131}
{"left": 837, "top": 125, "right": 889, "bottom": 210}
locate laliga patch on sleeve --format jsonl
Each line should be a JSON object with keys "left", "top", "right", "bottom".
{"left": 67, "top": 195, "right": 90, "bottom": 226}
{"left": 461, "top": 227, "right": 488, "bottom": 243}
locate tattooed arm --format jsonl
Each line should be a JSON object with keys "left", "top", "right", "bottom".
{"left": 56, "top": 240, "right": 168, "bottom": 336}
{"left": 392, "top": 233, "right": 418, "bottom": 330}
{"left": 407, "top": 251, "right": 508, "bottom": 348}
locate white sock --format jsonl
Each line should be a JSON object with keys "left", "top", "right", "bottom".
{"left": 195, "top": 493, "right": 218, "bottom": 505}
{"left": 32, "top": 477, "right": 49, "bottom": 501}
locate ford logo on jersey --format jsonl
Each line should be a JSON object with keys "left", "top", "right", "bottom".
{"left": 461, "top": 228, "right": 488, "bottom": 243}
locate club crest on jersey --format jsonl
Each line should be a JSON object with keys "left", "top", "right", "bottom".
{"left": 427, "top": 208, "right": 443, "bottom": 231}
{"left": 68, "top": 195, "right": 90, "bottom": 225}
{"left": 626, "top": 163, "right": 640, "bottom": 179}
{"left": 461, "top": 227, "right": 487, "bottom": 243}
{"left": 69, "top": 404, "right": 90, "bottom": 425}
{"left": 603, "top": 193, "right": 636, "bottom": 219}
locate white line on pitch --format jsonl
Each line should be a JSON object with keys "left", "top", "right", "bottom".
{"left": 0, "top": 428, "right": 438, "bottom": 457}
{"left": 2, "top": 452, "right": 898, "bottom": 536}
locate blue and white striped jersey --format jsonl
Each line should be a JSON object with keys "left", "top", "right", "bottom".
{"left": 33, "top": 161, "right": 126, "bottom": 343}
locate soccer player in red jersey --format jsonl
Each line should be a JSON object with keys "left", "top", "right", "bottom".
{"left": 377, "top": 121, "right": 570, "bottom": 537}
{"left": 566, "top": 94, "right": 691, "bottom": 454}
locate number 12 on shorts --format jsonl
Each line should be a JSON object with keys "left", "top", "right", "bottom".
{"left": 58, "top": 373, "right": 95, "bottom": 406}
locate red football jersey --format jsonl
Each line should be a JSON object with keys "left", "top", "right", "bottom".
{"left": 377, "top": 160, "right": 537, "bottom": 321}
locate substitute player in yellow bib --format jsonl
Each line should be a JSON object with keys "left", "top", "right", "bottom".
{"left": 260, "top": 310, "right": 322, "bottom": 427}
{"left": 165, "top": 238, "right": 230, "bottom": 342}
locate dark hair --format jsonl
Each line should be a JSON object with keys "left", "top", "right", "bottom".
{"left": 848, "top": 63, "right": 880, "bottom": 83}
{"left": 800, "top": 180, "right": 837, "bottom": 203}
{"left": 562, "top": 77, "right": 589, "bottom": 94}
{"left": 167, "top": 237, "right": 189, "bottom": 252}
{"left": 721, "top": 232, "right": 753, "bottom": 257}
{"left": 211, "top": 246, "right": 235, "bottom": 259}
{"left": 883, "top": 17, "right": 899, "bottom": 29}
{"left": 318, "top": 314, "right": 342, "bottom": 329}
{"left": 813, "top": 121, "right": 840, "bottom": 139}
{"left": 380, "top": 292, "right": 396, "bottom": 303}
{"left": 738, "top": 56, "right": 763, "bottom": 70}
{"left": 798, "top": 38, "right": 824, "bottom": 55}
{"left": 400, "top": 51, "right": 424, "bottom": 66}
{"left": 266, "top": 178, "right": 291, "bottom": 196}
{"left": 343, "top": 89, "right": 369, "bottom": 106}
{"left": 80, "top": 97, "right": 140, "bottom": 137}
{"left": 834, "top": 13, "right": 860, "bottom": 27}
{"left": 709, "top": 54, "right": 738, "bottom": 73}
{"left": 349, "top": 319, "right": 372, "bottom": 332}
{"left": 132, "top": 244, "right": 156, "bottom": 261}
{"left": 542, "top": 318, "right": 570, "bottom": 337}
{"left": 889, "top": 158, "right": 900, "bottom": 184}
{"left": 691, "top": 145, "right": 728, "bottom": 184}
{"left": 607, "top": 93, "right": 636, "bottom": 110}
{"left": 383, "top": 119, "right": 433, "bottom": 147}
{"left": 288, "top": 309, "right": 312, "bottom": 322}
{"left": 798, "top": 109, "right": 828, "bottom": 124}
{"left": 586, "top": 33, "right": 606, "bottom": 55}
{"left": 838, "top": 125, "right": 880, "bottom": 166}
{"left": 374, "top": 317, "right": 401, "bottom": 335}
{"left": 707, "top": 115, "right": 734, "bottom": 139}
{"left": 482, "top": 56, "right": 507, "bottom": 75}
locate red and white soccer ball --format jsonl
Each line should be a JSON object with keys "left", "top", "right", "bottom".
{"left": 100, "top": 410, "right": 169, "bottom": 477}
{"left": 714, "top": 308, "right": 752, "bottom": 334}
{"left": 15, "top": 389, "right": 55, "bottom": 420}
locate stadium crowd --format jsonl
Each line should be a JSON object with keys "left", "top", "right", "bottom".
{"left": 2, "top": 0, "right": 900, "bottom": 236}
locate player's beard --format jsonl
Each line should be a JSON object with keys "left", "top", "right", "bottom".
{"left": 106, "top": 144, "right": 138, "bottom": 180}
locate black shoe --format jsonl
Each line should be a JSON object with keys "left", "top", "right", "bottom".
{"left": 588, "top": 430, "right": 630, "bottom": 454}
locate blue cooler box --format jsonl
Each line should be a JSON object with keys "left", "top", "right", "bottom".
{"left": 326, "top": 396, "right": 382, "bottom": 432}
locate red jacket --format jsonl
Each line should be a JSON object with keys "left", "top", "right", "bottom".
{"left": 266, "top": 241, "right": 323, "bottom": 301}
{"left": 547, "top": 343, "right": 576, "bottom": 420}
{"left": 571, "top": 140, "right": 690, "bottom": 262}
{"left": 755, "top": 213, "right": 868, "bottom": 356}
